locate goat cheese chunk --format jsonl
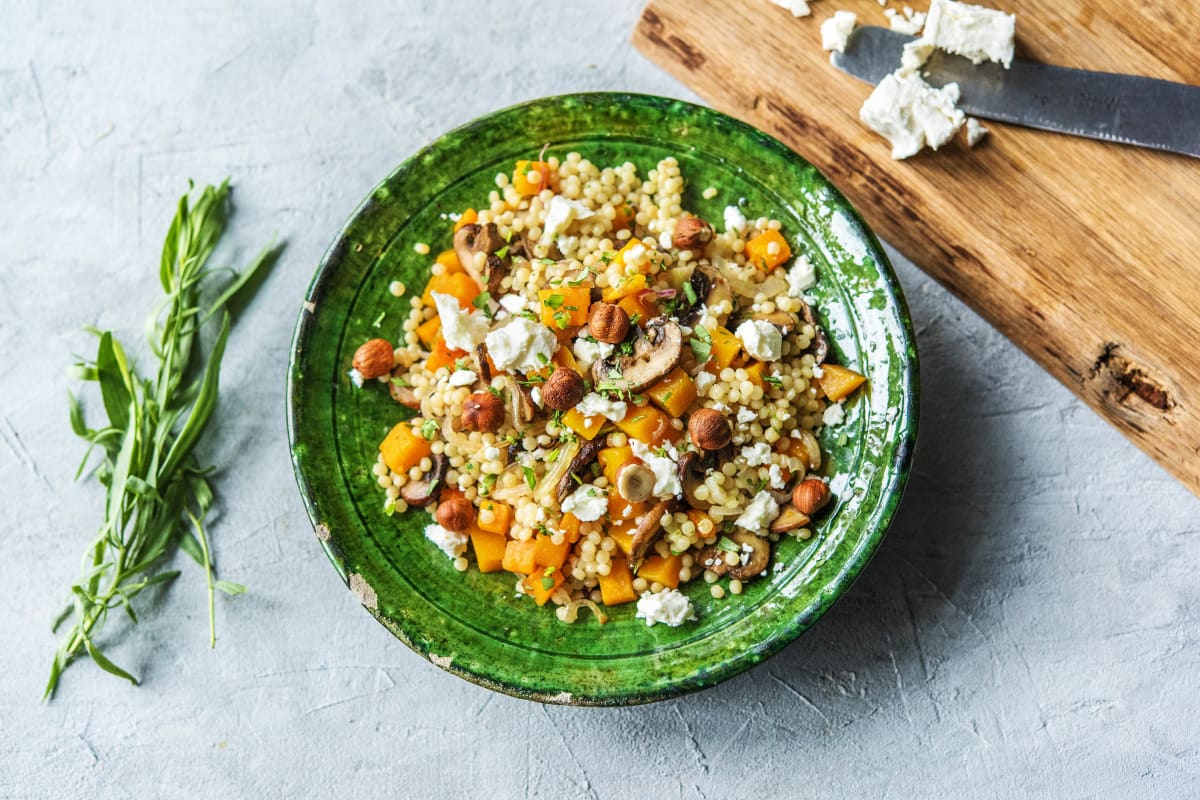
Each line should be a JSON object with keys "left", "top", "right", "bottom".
{"left": 886, "top": 6, "right": 926, "bottom": 35}
{"left": 630, "top": 439, "right": 682, "bottom": 499}
{"left": 425, "top": 523, "right": 468, "bottom": 559}
{"left": 786, "top": 255, "right": 817, "bottom": 295}
{"left": 735, "top": 491, "right": 780, "bottom": 536}
{"left": 572, "top": 335, "right": 614, "bottom": 370}
{"left": 860, "top": 71, "right": 965, "bottom": 160}
{"left": 448, "top": 370, "right": 477, "bottom": 387}
{"left": 820, "top": 10, "right": 857, "bottom": 53}
{"left": 924, "top": 0, "right": 1015, "bottom": 68}
{"left": 723, "top": 205, "right": 748, "bottom": 234}
{"left": 432, "top": 291, "right": 488, "bottom": 353}
{"left": 577, "top": 392, "right": 628, "bottom": 422}
{"left": 485, "top": 317, "right": 558, "bottom": 373}
{"left": 636, "top": 589, "right": 697, "bottom": 627}
{"left": 561, "top": 484, "right": 607, "bottom": 522}
{"left": 736, "top": 319, "right": 783, "bottom": 361}
{"left": 823, "top": 402, "right": 846, "bottom": 427}
{"left": 741, "top": 442, "right": 773, "bottom": 467}
{"left": 966, "top": 117, "right": 989, "bottom": 146}
{"left": 770, "top": 0, "right": 814, "bottom": 17}
{"left": 543, "top": 195, "right": 595, "bottom": 239}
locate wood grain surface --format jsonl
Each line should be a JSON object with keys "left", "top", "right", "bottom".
{"left": 633, "top": 0, "right": 1200, "bottom": 496}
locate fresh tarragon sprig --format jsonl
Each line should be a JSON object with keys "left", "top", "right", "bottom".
{"left": 44, "top": 180, "right": 280, "bottom": 700}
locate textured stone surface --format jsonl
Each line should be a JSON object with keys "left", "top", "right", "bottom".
{"left": 2, "top": 2, "right": 1197, "bottom": 798}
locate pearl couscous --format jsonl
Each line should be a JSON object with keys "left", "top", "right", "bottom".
{"left": 352, "top": 152, "right": 867, "bottom": 627}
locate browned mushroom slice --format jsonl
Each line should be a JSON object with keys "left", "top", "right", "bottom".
{"left": 769, "top": 505, "right": 810, "bottom": 534}
{"left": 629, "top": 500, "right": 673, "bottom": 572}
{"left": 695, "top": 546, "right": 730, "bottom": 576}
{"left": 797, "top": 299, "right": 829, "bottom": 365}
{"left": 678, "top": 451, "right": 712, "bottom": 511}
{"left": 591, "top": 317, "right": 683, "bottom": 394}
{"left": 726, "top": 530, "right": 770, "bottom": 580}
{"left": 751, "top": 310, "right": 800, "bottom": 334}
{"left": 678, "top": 264, "right": 731, "bottom": 327}
{"left": 388, "top": 378, "right": 420, "bottom": 410}
{"left": 555, "top": 438, "right": 603, "bottom": 504}
{"left": 399, "top": 452, "right": 449, "bottom": 508}
{"left": 453, "top": 222, "right": 508, "bottom": 295}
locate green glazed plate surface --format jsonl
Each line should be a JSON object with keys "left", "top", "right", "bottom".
{"left": 288, "top": 93, "right": 918, "bottom": 706}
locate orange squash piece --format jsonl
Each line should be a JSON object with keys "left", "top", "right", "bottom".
{"left": 610, "top": 201, "right": 635, "bottom": 233}
{"left": 435, "top": 249, "right": 464, "bottom": 275}
{"left": 532, "top": 536, "right": 571, "bottom": 570}
{"left": 599, "top": 558, "right": 637, "bottom": 606}
{"left": 422, "top": 271, "right": 479, "bottom": 308}
{"left": 415, "top": 316, "right": 442, "bottom": 349}
{"left": 744, "top": 229, "right": 792, "bottom": 271}
{"left": 379, "top": 421, "right": 431, "bottom": 474}
{"left": 637, "top": 555, "right": 682, "bottom": 589}
{"left": 602, "top": 272, "right": 647, "bottom": 303}
{"left": 523, "top": 566, "right": 565, "bottom": 606}
{"left": 513, "top": 160, "right": 554, "bottom": 195}
{"left": 538, "top": 285, "right": 591, "bottom": 330}
{"left": 744, "top": 362, "right": 765, "bottom": 388}
{"left": 597, "top": 445, "right": 635, "bottom": 486}
{"left": 617, "top": 291, "right": 658, "bottom": 324}
{"left": 502, "top": 539, "right": 538, "bottom": 575}
{"left": 476, "top": 499, "right": 513, "bottom": 536}
{"left": 647, "top": 367, "right": 697, "bottom": 418}
{"left": 425, "top": 336, "right": 466, "bottom": 374}
{"left": 562, "top": 407, "right": 606, "bottom": 441}
{"left": 708, "top": 326, "right": 742, "bottom": 370}
{"left": 818, "top": 364, "right": 867, "bottom": 402}
{"left": 608, "top": 528, "right": 634, "bottom": 556}
{"left": 615, "top": 402, "right": 677, "bottom": 446}
{"left": 453, "top": 208, "right": 478, "bottom": 232}
{"left": 560, "top": 512, "right": 582, "bottom": 543}
{"left": 470, "top": 527, "right": 507, "bottom": 573}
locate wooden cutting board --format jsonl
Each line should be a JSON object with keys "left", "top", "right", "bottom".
{"left": 633, "top": 0, "right": 1200, "bottom": 497}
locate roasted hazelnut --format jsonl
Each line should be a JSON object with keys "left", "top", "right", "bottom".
{"left": 687, "top": 408, "right": 731, "bottom": 451}
{"left": 436, "top": 496, "right": 475, "bottom": 532}
{"left": 541, "top": 368, "right": 585, "bottom": 410}
{"left": 792, "top": 478, "right": 831, "bottom": 515}
{"left": 461, "top": 392, "right": 504, "bottom": 432}
{"left": 352, "top": 338, "right": 394, "bottom": 380}
{"left": 671, "top": 216, "right": 714, "bottom": 251}
{"left": 587, "top": 302, "right": 631, "bottom": 344}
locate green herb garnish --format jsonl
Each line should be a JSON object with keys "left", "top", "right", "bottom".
{"left": 765, "top": 374, "right": 783, "bottom": 386}
{"left": 715, "top": 537, "right": 740, "bottom": 554}
{"left": 479, "top": 474, "right": 498, "bottom": 496}
{"left": 690, "top": 325, "right": 712, "bottom": 363}
{"left": 472, "top": 291, "right": 494, "bottom": 320}
{"left": 522, "top": 466, "right": 537, "bottom": 490}
{"left": 543, "top": 293, "right": 565, "bottom": 309}
{"left": 536, "top": 352, "right": 550, "bottom": 366}
{"left": 371, "top": 311, "right": 386, "bottom": 327}
{"left": 420, "top": 419, "right": 439, "bottom": 440}
{"left": 682, "top": 282, "right": 697, "bottom": 305}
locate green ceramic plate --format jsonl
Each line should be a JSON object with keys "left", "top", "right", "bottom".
{"left": 288, "top": 93, "right": 917, "bottom": 706}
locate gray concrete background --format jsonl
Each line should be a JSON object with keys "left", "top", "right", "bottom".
{"left": 2, "top": 2, "right": 1198, "bottom": 798}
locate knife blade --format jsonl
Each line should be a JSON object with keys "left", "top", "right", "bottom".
{"left": 831, "top": 26, "right": 1200, "bottom": 159}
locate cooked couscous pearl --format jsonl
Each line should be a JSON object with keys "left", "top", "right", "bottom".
{"left": 711, "top": 585, "right": 726, "bottom": 599}
{"left": 413, "top": 242, "right": 430, "bottom": 255}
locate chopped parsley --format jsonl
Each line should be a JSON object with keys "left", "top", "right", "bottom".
{"left": 553, "top": 310, "right": 571, "bottom": 329}
{"left": 715, "top": 536, "right": 740, "bottom": 554}
{"left": 519, "top": 310, "right": 538, "bottom": 321}
{"left": 420, "top": 419, "right": 438, "bottom": 441}
{"left": 478, "top": 473, "right": 498, "bottom": 496}
{"left": 764, "top": 374, "right": 783, "bottom": 387}
{"left": 371, "top": 311, "right": 386, "bottom": 328}
{"left": 682, "top": 282, "right": 698, "bottom": 305}
{"left": 390, "top": 376, "right": 408, "bottom": 387}
{"left": 543, "top": 293, "right": 565, "bottom": 309}
{"left": 487, "top": 385, "right": 504, "bottom": 400}
{"left": 472, "top": 291, "right": 494, "bottom": 320}
{"left": 454, "top": 357, "right": 471, "bottom": 371}
{"left": 495, "top": 245, "right": 510, "bottom": 260}
{"left": 522, "top": 466, "right": 537, "bottom": 490}
{"left": 690, "top": 324, "right": 712, "bottom": 363}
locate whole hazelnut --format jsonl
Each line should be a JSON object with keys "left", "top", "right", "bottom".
{"left": 436, "top": 496, "right": 475, "bottom": 532}
{"left": 461, "top": 392, "right": 505, "bottom": 432}
{"left": 587, "top": 302, "right": 631, "bottom": 344}
{"left": 671, "top": 216, "right": 714, "bottom": 251}
{"left": 792, "top": 478, "right": 832, "bottom": 515}
{"left": 687, "top": 408, "right": 732, "bottom": 451}
{"left": 542, "top": 368, "right": 586, "bottom": 411}
{"left": 352, "top": 338, "right": 394, "bottom": 380}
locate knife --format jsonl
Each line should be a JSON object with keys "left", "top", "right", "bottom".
{"left": 831, "top": 26, "right": 1200, "bottom": 159}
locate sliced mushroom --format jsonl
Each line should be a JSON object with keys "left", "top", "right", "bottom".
{"left": 496, "top": 374, "right": 534, "bottom": 425}
{"left": 630, "top": 500, "right": 672, "bottom": 572}
{"left": 388, "top": 379, "right": 420, "bottom": 410}
{"left": 696, "top": 530, "right": 770, "bottom": 580}
{"left": 399, "top": 452, "right": 449, "bottom": 508}
{"left": 797, "top": 300, "right": 829, "bottom": 365}
{"left": 591, "top": 316, "right": 683, "bottom": 393}
{"left": 474, "top": 343, "right": 492, "bottom": 383}
{"left": 453, "top": 223, "right": 509, "bottom": 296}
{"left": 678, "top": 451, "right": 712, "bottom": 511}
{"left": 769, "top": 505, "right": 810, "bottom": 534}
{"left": 751, "top": 309, "right": 800, "bottom": 334}
{"left": 678, "top": 264, "right": 732, "bottom": 327}
{"left": 555, "top": 437, "right": 603, "bottom": 504}
{"left": 616, "top": 464, "right": 655, "bottom": 503}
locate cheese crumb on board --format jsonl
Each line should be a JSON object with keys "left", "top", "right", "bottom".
{"left": 820, "top": 11, "right": 858, "bottom": 53}
{"left": 885, "top": 6, "right": 927, "bottom": 35}
{"left": 770, "top": 0, "right": 815, "bottom": 17}
{"left": 966, "top": 117, "right": 989, "bottom": 146}
{"left": 924, "top": 0, "right": 1016, "bottom": 68}
{"left": 860, "top": 71, "right": 965, "bottom": 159}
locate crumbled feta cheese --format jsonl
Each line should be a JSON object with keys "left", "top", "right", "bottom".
{"left": 530, "top": 386, "right": 543, "bottom": 408}
{"left": 723, "top": 205, "right": 747, "bottom": 233}
{"left": 485, "top": 317, "right": 558, "bottom": 373}
{"left": 737, "top": 407, "right": 757, "bottom": 426}
{"left": 694, "top": 371, "right": 716, "bottom": 396}
{"left": 923, "top": 0, "right": 1015, "bottom": 68}
{"left": 786, "top": 255, "right": 817, "bottom": 296}
{"left": 811, "top": 364, "right": 825, "bottom": 379}
{"left": 860, "top": 71, "right": 965, "bottom": 159}
{"left": 741, "top": 442, "right": 773, "bottom": 466}
{"left": 577, "top": 392, "right": 628, "bottom": 422}
{"left": 425, "top": 523, "right": 468, "bottom": 559}
{"left": 735, "top": 492, "right": 780, "bottom": 536}
{"left": 572, "top": 335, "right": 615, "bottom": 370}
{"left": 498, "top": 293, "right": 528, "bottom": 315}
{"left": 885, "top": 6, "right": 926, "bottom": 34}
{"left": 635, "top": 589, "right": 697, "bottom": 627}
{"left": 347, "top": 368, "right": 364, "bottom": 388}
{"left": 735, "top": 319, "right": 783, "bottom": 361}
{"left": 823, "top": 402, "right": 846, "bottom": 427}
{"left": 820, "top": 10, "right": 857, "bottom": 53}
{"left": 561, "top": 484, "right": 607, "bottom": 522}
{"left": 966, "top": 117, "right": 989, "bottom": 146}
{"left": 543, "top": 195, "right": 595, "bottom": 238}
{"left": 900, "top": 39, "right": 936, "bottom": 72}
{"left": 432, "top": 291, "right": 488, "bottom": 352}
{"left": 483, "top": 445, "right": 501, "bottom": 461}
{"left": 768, "top": 464, "right": 786, "bottom": 490}
{"left": 629, "top": 439, "right": 682, "bottom": 498}
{"left": 770, "top": 0, "right": 813, "bottom": 17}
{"left": 448, "top": 370, "right": 477, "bottom": 387}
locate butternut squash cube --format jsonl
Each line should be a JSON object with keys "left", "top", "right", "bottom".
{"left": 470, "top": 527, "right": 507, "bottom": 573}
{"left": 502, "top": 539, "right": 538, "bottom": 575}
{"left": 647, "top": 367, "right": 697, "bottom": 418}
{"left": 379, "top": 421, "right": 431, "bottom": 474}
{"left": 522, "top": 565, "right": 565, "bottom": 606}
{"left": 513, "top": 160, "right": 554, "bottom": 195}
{"left": 818, "top": 363, "right": 868, "bottom": 402}
{"left": 744, "top": 229, "right": 792, "bottom": 271}
{"left": 614, "top": 402, "right": 676, "bottom": 446}
{"left": 539, "top": 285, "right": 591, "bottom": 330}
{"left": 598, "top": 558, "right": 637, "bottom": 606}
{"left": 562, "top": 407, "right": 606, "bottom": 440}
{"left": 637, "top": 555, "right": 682, "bottom": 589}
{"left": 532, "top": 536, "right": 571, "bottom": 570}
{"left": 476, "top": 499, "right": 513, "bottom": 536}
{"left": 415, "top": 316, "right": 442, "bottom": 349}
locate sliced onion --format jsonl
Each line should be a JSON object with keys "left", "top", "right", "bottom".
{"left": 560, "top": 598, "right": 609, "bottom": 624}
{"left": 713, "top": 255, "right": 787, "bottom": 299}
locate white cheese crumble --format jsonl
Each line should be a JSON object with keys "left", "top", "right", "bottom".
{"left": 694, "top": 371, "right": 716, "bottom": 396}
{"left": 768, "top": 464, "right": 786, "bottom": 490}
{"left": 431, "top": 291, "right": 488, "bottom": 353}
{"left": 966, "top": 117, "right": 989, "bottom": 146}
{"left": 735, "top": 319, "right": 783, "bottom": 361}
{"left": 577, "top": 392, "right": 628, "bottom": 422}
{"left": 736, "top": 407, "right": 757, "bottom": 426}
{"left": 723, "top": 205, "right": 747, "bottom": 234}
{"left": 572, "top": 335, "right": 615, "bottom": 370}
{"left": 860, "top": 71, "right": 965, "bottom": 160}
{"left": 347, "top": 368, "right": 364, "bottom": 388}
{"left": 820, "top": 10, "right": 857, "bottom": 53}
{"left": 924, "top": 0, "right": 1015, "bottom": 68}
{"left": 635, "top": 589, "right": 697, "bottom": 627}
{"left": 561, "top": 484, "right": 607, "bottom": 522}
{"left": 483, "top": 445, "right": 501, "bottom": 461}
{"left": 735, "top": 491, "right": 780, "bottom": 536}
{"left": 425, "top": 523, "right": 468, "bottom": 559}
{"left": 498, "top": 293, "right": 528, "bottom": 315}
{"left": 530, "top": 386, "right": 543, "bottom": 408}
{"left": 770, "top": 0, "right": 813, "bottom": 17}
{"left": 786, "top": 255, "right": 817, "bottom": 296}
{"left": 885, "top": 6, "right": 926, "bottom": 34}
{"left": 741, "top": 442, "right": 773, "bottom": 466}
{"left": 543, "top": 195, "right": 595, "bottom": 238}
{"left": 812, "top": 364, "right": 825, "bottom": 379}
{"left": 485, "top": 317, "right": 558, "bottom": 373}
{"left": 448, "top": 370, "right": 477, "bottom": 387}
{"left": 630, "top": 439, "right": 682, "bottom": 499}
{"left": 823, "top": 402, "right": 846, "bottom": 427}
